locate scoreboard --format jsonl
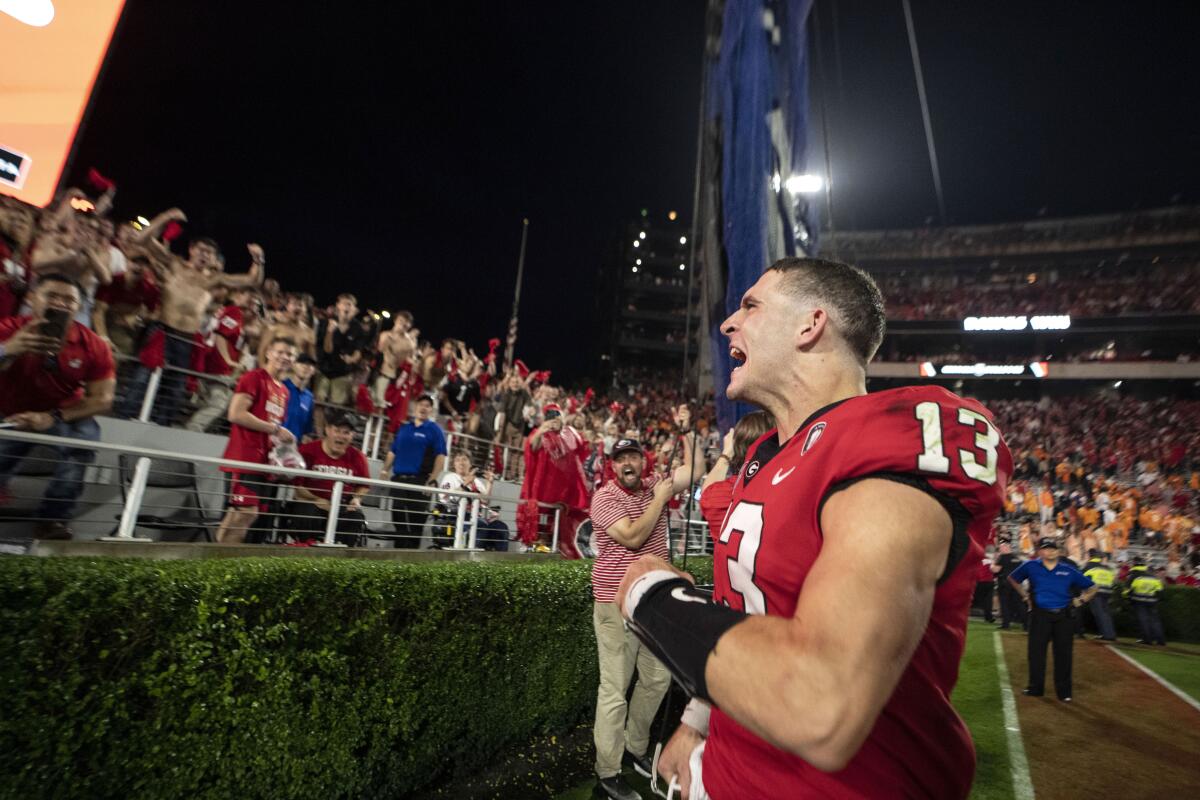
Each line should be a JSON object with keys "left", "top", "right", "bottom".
{"left": 0, "top": 0, "right": 126, "bottom": 206}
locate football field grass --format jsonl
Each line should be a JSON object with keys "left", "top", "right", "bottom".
{"left": 555, "top": 621, "right": 1200, "bottom": 800}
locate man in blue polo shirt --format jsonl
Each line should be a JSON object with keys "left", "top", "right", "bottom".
{"left": 282, "top": 354, "right": 316, "bottom": 442}
{"left": 1009, "top": 537, "right": 1097, "bottom": 702}
{"left": 380, "top": 394, "right": 446, "bottom": 548}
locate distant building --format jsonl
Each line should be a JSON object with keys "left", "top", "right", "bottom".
{"left": 598, "top": 209, "right": 701, "bottom": 386}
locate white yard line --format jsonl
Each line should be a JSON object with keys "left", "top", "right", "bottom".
{"left": 1105, "top": 644, "right": 1200, "bottom": 714}
{"left": 993, "top": 630, "right": 1035, "bottom": 800}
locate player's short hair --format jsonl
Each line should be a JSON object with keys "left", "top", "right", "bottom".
{"left": 766, "top": 257, "right": 886, "bottom": 366}
{"left": 394, "top": 310, "right": 413, "bottom": 323}
{"left": 270, "top": 336, "right": 297, "bottom": 351}
{"left": 336, "top": 293, "right": 357, "bottom": 305}
{"left": 730, "top": 411, "right": 775, "bottom": 473}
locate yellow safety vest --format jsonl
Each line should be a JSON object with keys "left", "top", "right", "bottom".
{"left": 1128, "top": 571, "right": 1164, "bottom": 603}
{"left": 1084, "top": 561, "right": 1115, "bottom": 591}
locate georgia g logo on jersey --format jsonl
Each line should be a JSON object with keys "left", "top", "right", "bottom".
{"left": 745, "top": 460, "right": 760, "bottom": 478}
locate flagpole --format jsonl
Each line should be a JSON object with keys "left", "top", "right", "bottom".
{"left": 504, "top": 218, "right": 530, "bottom": 370}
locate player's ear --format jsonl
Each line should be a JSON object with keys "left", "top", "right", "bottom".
{"left": 794, "top": 307, "right": 828, "bottom": 351}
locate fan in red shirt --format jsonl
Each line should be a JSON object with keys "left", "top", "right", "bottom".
{"left": 517, "top": 403, "right": 589, "bottom": 557}
{"left": 0, "top": 275, "right": 116, "bottom": 540}
{"left": 616, "top": 259, "right": 1011, "bottom": 800}
{"left": 215, "top": 337, "right": 297, "bottom": 544}
{"left": 697, "top": 411, "right": 774, "bottom": 536}
{"left": 289, "top": 411, "right": 370, "bottom": 545}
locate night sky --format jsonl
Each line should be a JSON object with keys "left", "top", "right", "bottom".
{"left": 66, "top": 1, "right": 1200, "bottom": 380}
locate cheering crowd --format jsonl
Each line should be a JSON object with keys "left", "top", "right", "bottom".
{"left": 987, "top": 396, "right": 1200, "bottom": 583}
{"left": 1, "top": 183, "right": 1198, "bottom": 567}
{"left": 0, "top": 182, "right": 715, "bottom": 547}
{"left": 878, "top": 260, "right": 1200, "bottom": 321}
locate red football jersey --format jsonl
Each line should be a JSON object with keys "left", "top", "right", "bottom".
{"left": 704, "top": 385, "right": 1011, "bottom": 800}
{"left": 222, "top": 369, "right": 289, "bottom": 469}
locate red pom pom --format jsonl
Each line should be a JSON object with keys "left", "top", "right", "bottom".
{"left": 86, "top": 168, "right": 115, "bottom": 192}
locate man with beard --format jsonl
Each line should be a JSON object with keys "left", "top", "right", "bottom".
{"left": 589, "top": 409, "right": 700, "bottom": 800}
{"left": 517, "top": 402, "right": 589, "bottom": 557}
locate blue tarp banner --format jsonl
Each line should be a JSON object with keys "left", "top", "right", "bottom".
{"left": 708, "top": 0, "right": 816, "bottom": 432}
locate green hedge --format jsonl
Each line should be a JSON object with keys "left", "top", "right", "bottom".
{"left": 0, "top": 556, "right": 713, "bottom": 800}
{"left": 1108, "top": 585, "right": 1200, "bottom": 643}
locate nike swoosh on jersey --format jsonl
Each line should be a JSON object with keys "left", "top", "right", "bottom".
{"left": 0, "top": 0, "right": 55, "bottom": 27}
{"left": 771, "top": 466, "right": 795, "bottom": 485}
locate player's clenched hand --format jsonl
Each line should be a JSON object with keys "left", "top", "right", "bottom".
{"left": 615, "top": 555, "right": 693, "bottom": 620}
{"left": 658, "top": 723, "right": 704, "bottom": 799}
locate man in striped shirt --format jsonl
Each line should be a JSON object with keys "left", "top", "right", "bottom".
{"left": 590, "top": 406, "right": 700, "bottom": 800}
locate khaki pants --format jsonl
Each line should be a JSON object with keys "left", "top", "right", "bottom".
{"left": 314, "top": 373, "right": 356, "bottom": 407}
{"left": 593, "top": 601, "right": 672, "bottom": 779}
{"left": 185, "top": 382, "right": 233, "bottom": 433}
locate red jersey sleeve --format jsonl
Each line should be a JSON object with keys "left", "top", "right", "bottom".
{"left": 297, "top": 440, "right": 322, "bottom": 464}
{"left": 234, "top": 370, "right": 263, "bottom": 397}
{"left": 822, "top": 386, "right": 1012, "bottom": 575}
{"left": 84, "top": 332, "right": 116, "bottom": 383}
{"left": 699, "top": 478, "right": 734, "bottom": 535}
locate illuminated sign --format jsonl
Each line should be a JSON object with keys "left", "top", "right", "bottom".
{"left": 963, "top": 315, "right": 1071, "bottom": 332}
{"left": 920, "top": 361, "right": 1050, "bottom": 378}
{"left": 0, "top": 0, "right": 127, "bottom": 206}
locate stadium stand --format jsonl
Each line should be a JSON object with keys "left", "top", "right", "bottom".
{"left": 0, "top": 188, "right": 1196, "bottom": 581}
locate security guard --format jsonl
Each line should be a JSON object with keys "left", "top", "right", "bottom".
{"left": 1009, "top": 538, "right": 1098, "bottom": 702}
{"left": 1124, "top": 558, "right": 1166, "bottom": 646}
{"left": 1081, "top": 549, "right": 1117, "bottom": 641}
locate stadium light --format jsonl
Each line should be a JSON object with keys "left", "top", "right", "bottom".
{"left": 785, "top": 174, "right": 824, "bottom": 194}
{"left": 679, "top": 236, "right": 687, "bottom": 244}
{"left": 639, "top": 231, "right": 646, "bottom": 240}
{"left": 381, "top": 310, "right": 391, "bottom": 319}
{"left": 633, "top": 240, "right": 640, "bottom": 248}
{"left": 679, "top": 264, "right": 686, "bottom": 271}
{"left": 632, "top": 266, "right": 638, "bottom": 273}
{"left": 635, "top": 258, "right": 642, "bottom": 265}
{"left": 668, "top": 210, "right": 678, "bottom": 220}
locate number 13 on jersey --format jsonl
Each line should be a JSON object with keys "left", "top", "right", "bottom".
{"left": 914, "top": 401, "right": 1000, "bottom": 485}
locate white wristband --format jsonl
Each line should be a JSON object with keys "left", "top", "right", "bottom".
{"left": 623, "top": 569, "right": 684, "bottom": 618}
{"left": 680, "top": 698, "right": 711, "bottom": 737}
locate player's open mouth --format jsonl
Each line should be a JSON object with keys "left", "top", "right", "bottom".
{"left": 620, "top": 466, "right": 638, "bottom": 479}
{"left": 730, "top": 345, "right": 747, "bottom": 373}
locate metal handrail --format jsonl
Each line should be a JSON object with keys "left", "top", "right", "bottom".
{"left": 111, "top": 352, "right": 390, "bottom": 457}
{"left": 0, "top": 428, "right": 558, "bottom": 552}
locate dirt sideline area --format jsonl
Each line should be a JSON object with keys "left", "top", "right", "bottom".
{"left": 1001, "top": 631, "right": 1200, "bottom": 800}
